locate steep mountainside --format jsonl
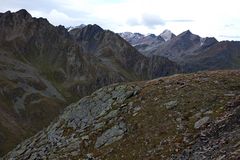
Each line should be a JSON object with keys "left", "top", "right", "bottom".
{"left": 69, "top": 25, "right": 179, "bottom": 80}
{"left": 134, "top": 34, "right": 165, "bottom": 57}
{"left": 0, "top": 9, "right": 179, "bottom": 155}
{"left": 183, "top": 41, "right": 240, "bottom": 72}
{"left": 152, "top": 30, "right": 218, "bottom": 62}
{"left": 4, "top": 70, "right": 240, "bottom": 159}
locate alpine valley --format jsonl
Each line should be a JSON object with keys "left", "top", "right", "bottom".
{"left": 0, "top": 9, "right": 240, "bottom": 160}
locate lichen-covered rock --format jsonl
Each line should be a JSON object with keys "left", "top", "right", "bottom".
{"left": 164, "top": 100, "right": 178, "bottom": 109}
{"left": 194, "top": 116, "right": 210, "bottom": 129}
{"left": 3, "top": 83, "right": 141, "bottom": 159}
{"left": 95, "top": 122, "right": 127, "bottom": 148}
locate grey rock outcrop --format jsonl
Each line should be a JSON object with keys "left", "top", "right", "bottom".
{"left": 3, "top": 83, "right": 142, "bottom": 159}
{"left": 194, "top": 116, "right": 210, "bottom": 129}
{"left": 95, "top": 122, "right": 127, "bottom": 148}
{"left": 164, "top": 100, "right": 178, "bottom": 109}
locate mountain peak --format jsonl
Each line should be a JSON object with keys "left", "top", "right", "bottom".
{"left": 119, "top": 32, "right": 144, "bottom": 39}
{"left": 69, "top": 24, "right": 105, "bottom": 42}
{"left": 162, "top": 29, "right": 171, "bottom": 34}
{"left": 177, "top": 30, "right": 200, "bottom": 41}
{"left": 179, "top": 30, "right": 194, "bottom": 37}
{"left": 82, "top": 24, "right": 104, "bottom": 33}
{"left": 15, "top": 9, "right": 32, "bottom": 19}
{"left": 67, "top": 24, "right": 86, "bottom": 31}
{"left": 16, "top": 9, "right": 29, "bottom": 15}
{"left": 146, "top": 33, "right": 157, "bottom": 38}
{"left": 0, "top": 9, "right": 32, "bottom": 23}
{"left": 159, "top": 29, "right": 176, "bottom": 41}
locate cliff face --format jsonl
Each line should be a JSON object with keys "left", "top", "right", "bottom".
{"left": 4, "top": 70, "right": 240, "bottom": 160}
{"left": 0, "top": 9, "right": 179, "bottom": 155}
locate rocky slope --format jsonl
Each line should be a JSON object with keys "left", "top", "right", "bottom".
{"left": 182, "top": 41, "right": 240, "bottom": 72}
{"left": 0, "top": 9, "right": 179, "bottom": 155}
{"left": 118, "top": 31, "right": 175, "bottom": 56}
{"left": 3, "top": 70, "right": 240, "bottom": 159}
{"left": 152, "top": 30, "right": 218, "bottom": 62}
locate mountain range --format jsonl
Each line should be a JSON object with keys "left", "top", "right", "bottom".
{"left": 0, "top": 9, "right": 179, "bottom": 155}
{"left": 118, "top": 30, "right": 176, "bottom": 56}
{"left": 119, "top": 30, "right": 240, "bottom": 72}
{"left": 0, "top": 9, "right": 240, "bottom": 159}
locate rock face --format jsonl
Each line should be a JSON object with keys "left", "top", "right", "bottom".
{"left": 3, "top": 83, "right": 142, "bottom": 159}
{"left": 95, "top": 122, "right": 127, "bottom": 148}
{"left": 0, "top": 9, "right": 179, "bottom": 155}
{"left": 3, "top": 70, "right": 240, "bottom": 159}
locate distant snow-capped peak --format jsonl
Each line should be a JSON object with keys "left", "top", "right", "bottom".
{"left": 119, "top": 32, "right": 144, "bottom": 40}
{"left": 159, "top": 29, "right": 176, "bottom": 41}
{"left": 67, "top": 24, "right": 86, "bottom": 31}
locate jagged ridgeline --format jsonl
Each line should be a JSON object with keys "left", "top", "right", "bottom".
{"left": 0, "top": 9, "right": 179, "bottom": 155}
{"left": 119, "top": 30, "right": 240, "bottom": 72}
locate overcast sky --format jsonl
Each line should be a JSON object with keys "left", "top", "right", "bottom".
{"left": 1, "top": 0, "right": 240, "bottom": 41}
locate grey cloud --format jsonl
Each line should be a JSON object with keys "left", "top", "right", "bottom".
{"left": 224, "top": 24, "right": 234, "bottom": 28}
{"left": 219, "top": 35, "right": 240, "bottom": 39}
{"left": 167, "top": 19, "right": 194, "bottom": 22}
{"left": 127, "top": 18, "right": 140, "bottom": 26}
{"left": 0, "top": 0, "right": 92, "bottom": 27}
{"left": 141, "top": 14, "right": 165, "bottom": 28}
{"left": 0, "top": 0, "right": 57, "bottom": 12}
{"left": 126, "top": 14, "right": 193, "bottom": 29}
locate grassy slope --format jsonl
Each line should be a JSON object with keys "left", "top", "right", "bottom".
{"left": 95, "top": 70, "right": 240, "bottom": 159}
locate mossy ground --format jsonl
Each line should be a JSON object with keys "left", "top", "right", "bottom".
{"left": 95, "top": 70, "right": 240, "bottom": 159}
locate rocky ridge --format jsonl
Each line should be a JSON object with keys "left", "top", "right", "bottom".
{"left": 3, "top": 83, "right": 142, "bottom": 159}
{"left": 3, "top": 70, "right": 240, "bottom": 159}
